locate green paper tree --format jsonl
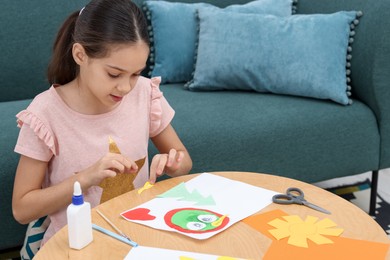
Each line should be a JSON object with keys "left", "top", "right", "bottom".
{"left": 157, "top": 182, "right": 216, "bottom": 206}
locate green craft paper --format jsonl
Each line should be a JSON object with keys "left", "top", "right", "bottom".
{"left": 157, "top": 182, "right": 216, "bottom": 205}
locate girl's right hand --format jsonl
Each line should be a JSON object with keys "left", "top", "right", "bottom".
{"left": 78, "top": 153, "right": 138, "bottom": 187}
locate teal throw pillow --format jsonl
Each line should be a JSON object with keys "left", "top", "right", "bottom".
{"left": 143, "top": 0, "right": 295, "bottom": 83}
{"left": 187, "top": 10, "right": 362, "bottom": 105}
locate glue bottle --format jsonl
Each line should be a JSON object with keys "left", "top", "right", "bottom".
{"left": 67, "top": 181, "right": 93, "bottom": 249}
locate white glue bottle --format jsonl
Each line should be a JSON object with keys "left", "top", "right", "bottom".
{"left": 66, "top": 181, "right": 93, "bottom": 249}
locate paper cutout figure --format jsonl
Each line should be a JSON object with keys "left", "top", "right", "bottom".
{"left": 122, "top": 208, "right": 156, "bottom": 221}
{"left": 121, "top": 173, "right": 278, "bottom": 240}
{"left": 99, "top": 136, "right": 146, "bottom": 203}
{"left": 158, "top": 182, "right": 216, "bottom": 205}
{"left": 138, "top": 181, "right": 154, "bottom": 194}
{"left": 268, "top": 215, "right": 344, "bottom": 248}
{"left": 164, "top": 207, "right": 229, "bottom": 234}
{"left": 243, "top": 210, "right": 390, "bottom": 259}
{"left": 124, "top": 246, "right": 248, "bottom": 260}
{"left": 108, "top": 136, "right": 121, "bottom": 153}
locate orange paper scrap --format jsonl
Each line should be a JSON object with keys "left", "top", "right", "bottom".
{"left": 99, "top": 136, "right": 146, "bottom": 203}
{"left": 242, "top": 210, "right": 390, "bottom": 260}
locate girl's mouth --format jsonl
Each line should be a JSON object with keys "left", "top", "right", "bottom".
{"left": 110, "top": 94, "right": 123, "bottom": 102}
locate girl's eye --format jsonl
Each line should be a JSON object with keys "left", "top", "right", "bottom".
{"left": 108, "top": 73, "right": 120, "bottom": 78}
{"left": 186, "top": 222, "right": 206, "bottom": 230}
{"left": 197, "top": 215, "right": 217, "bottom": 223}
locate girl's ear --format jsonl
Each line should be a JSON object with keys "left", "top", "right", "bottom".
{"left": 72, "top": 43, "right": 87, "bottom": 65}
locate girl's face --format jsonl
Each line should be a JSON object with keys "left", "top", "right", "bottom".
{"left": 75, "top": 42, "right": 149, "bottom": 114}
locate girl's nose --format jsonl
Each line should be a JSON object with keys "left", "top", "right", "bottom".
{"left": 117, "top": 79, "right": 132, "bottom": 93}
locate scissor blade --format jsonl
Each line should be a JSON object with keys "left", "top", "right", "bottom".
{"left": 302, "top": 201, "right": 331, "bottom": 214}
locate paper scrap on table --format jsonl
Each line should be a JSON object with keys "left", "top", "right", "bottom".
{"left": 243, "top": 209, "right": 390, "bottom": 259}
{"left": 99, "top": 136, "right": 146, "bottom": 203}
{"left": 138, "top": 181, "right": 154, "bottom": 194}
{"left": 268, "top": 215, "right": 344, "bottom": 248}
{"left": 121, "top": 172, "right": 278, "bottom": 239}
{"left": 124, "top": 246, "right": 248, "bottom": 260}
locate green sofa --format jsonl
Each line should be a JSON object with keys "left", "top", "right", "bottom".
{"left": 1, "top": 0, "right": 389, "bottom": 256}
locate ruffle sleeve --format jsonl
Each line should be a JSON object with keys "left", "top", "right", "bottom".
{"left": 149, "top": 77, "right": 163, "bottom": 137}
{"left": 16, "top": 110, "right": 58, "bottom": 155}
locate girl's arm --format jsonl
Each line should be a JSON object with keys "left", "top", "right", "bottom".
{"left": 12, "top": 153, "right": 137, "bottom": 224}
{"left": 149, "top": 124, "right": 192, "bottom": 183}
{"left": 12, "top": 155, "right": 80, "bottom": 224}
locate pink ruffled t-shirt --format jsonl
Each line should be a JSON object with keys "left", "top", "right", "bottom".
{"left": 14, "top": 76, "right": 174, "bottom": 245}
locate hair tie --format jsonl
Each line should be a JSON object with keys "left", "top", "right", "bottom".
{"left": 79, "top": 7, "right": 85, "bottom": 16}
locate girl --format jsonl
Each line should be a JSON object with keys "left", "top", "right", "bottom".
{"left": 12, "top": 0, "right": 192, "bottom": 256}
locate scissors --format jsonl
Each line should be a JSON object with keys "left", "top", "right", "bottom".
{"left": 272, "top": 187, "right": 331, "bottom": 214}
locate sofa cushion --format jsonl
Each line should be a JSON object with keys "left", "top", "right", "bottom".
{"left": 187, "top": 9, "right": 362, "bottom": 105}
{"left": 143, "top": 0, "right": 294, "bottom": 83}
{"left": 150, "top": 84, "right": 380, "bottom": 183}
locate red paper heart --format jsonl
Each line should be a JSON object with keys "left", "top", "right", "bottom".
{"left": 122, "top": 208, "right": 156, "bottom": 221}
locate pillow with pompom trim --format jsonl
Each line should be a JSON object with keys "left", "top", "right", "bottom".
{"left": 143, "top": 0, "right": 296, "bottom": 84}
{"left": 186, "top": 9, "right": 362, "bottom": 105}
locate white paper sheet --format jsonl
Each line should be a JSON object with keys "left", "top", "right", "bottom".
{"left": 124, "top": 246, "right": 248, "bottom": 260}
{"left": 121, "top": 173, "right": 278, "bottom": 239}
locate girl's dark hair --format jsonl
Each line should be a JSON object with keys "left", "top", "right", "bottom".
{"left": 47, "top": 0, "right": 149, "bottom": 85}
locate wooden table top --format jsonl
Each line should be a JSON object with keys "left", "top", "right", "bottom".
{"left": 34, "top": 171, "right": 390, "bottom": 259}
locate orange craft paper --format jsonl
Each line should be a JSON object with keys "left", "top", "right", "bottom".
{"left": 242, "top": 210, "right": 390, "bottom": 260}
{"left": 99, "top": 136, "right": 146, "bottom": 203}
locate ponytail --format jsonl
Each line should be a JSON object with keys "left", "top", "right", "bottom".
{"left": 47, "top": 0, "right": 150, "bottom": 85}
{"left": 47, "top": 11, "right": 79, "bottom": 85}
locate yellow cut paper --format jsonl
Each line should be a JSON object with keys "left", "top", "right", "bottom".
{"left": 99, "top": 136, "right": 146, "bottom": 203}
{"left": 268, "top": 215, "right": 344, "bottom": 248}
{"left": 138, "top": 181, "right": 154, "bottom": 194}
{"left": 212, "top": 214, "right": 228, "bottom": 227}
{"left": 108, "top": 136, "right": 121, "bottom": 154}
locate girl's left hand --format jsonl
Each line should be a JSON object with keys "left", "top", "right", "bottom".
{"left": 149, "top": 149, "right": 185, "bottom": 184}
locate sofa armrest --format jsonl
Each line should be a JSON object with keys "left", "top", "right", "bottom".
{"left": 351, "top": 1, "right": 390, "bottom": 169}
{"left": 298, "top": 0, "right": 390, "bottom": 169}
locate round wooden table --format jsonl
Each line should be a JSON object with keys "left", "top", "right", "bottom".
{"left": 34, "top": 172, "right": 389, "bottom": 259}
